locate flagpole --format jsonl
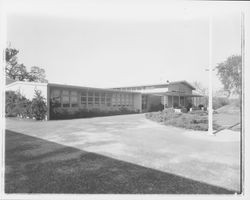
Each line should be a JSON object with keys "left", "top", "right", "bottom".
{"left": 208, "top": 15, "right": 213, "bottom": 134}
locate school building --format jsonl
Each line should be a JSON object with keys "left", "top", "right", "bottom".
{"left": 6, "top": 80, "right": 203, "bottom": 120}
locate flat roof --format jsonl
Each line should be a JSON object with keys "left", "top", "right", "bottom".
{"left": 6, "top": 80, "right": 197, "bottom": 94}
{"left": 147, "top": 91, "right": 203, "bottom": 97}
{"left": 6, "top": 81, "right": 48, "bottom": 88}
{"left": 111, "top": 80, "right": 196, "bottom": 90}
{"left": 48, "top": 83, "right": 140, "bottom": 94}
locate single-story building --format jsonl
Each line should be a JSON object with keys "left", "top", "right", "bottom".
{"left": 5, "top": 80, "right": 204, "bottom": 120}
{"left": 112, "top": 80, "right": 204, "bottom": 112}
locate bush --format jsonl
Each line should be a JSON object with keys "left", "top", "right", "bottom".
{"left": 186, "top": 102, "right": 192, "bottom": 111}
{"left": 188, "top": 110, "right": 207, "bottom": 116}
{"left": 30, "top": 90, "right": 47, "bottom": 120}
{"left": 5, "top": 91, "right": 19, "bottom": 117}
{"left": 198, "top": 104, "right": 204, "bottom": 109}
{"left": 49, "top": 104, "right": 139, "bottom": 120}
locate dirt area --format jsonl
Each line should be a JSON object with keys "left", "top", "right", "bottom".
{"left": 5, "top": 114, "right": 241, "bottom": 193}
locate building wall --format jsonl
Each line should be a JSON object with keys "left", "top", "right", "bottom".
{"left": 49, "top": 85, "right": 142, "bottom": 119}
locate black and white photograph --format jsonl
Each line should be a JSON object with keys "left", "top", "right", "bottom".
{"left": 0, "top": 0, "right": 249, "bottom": 199}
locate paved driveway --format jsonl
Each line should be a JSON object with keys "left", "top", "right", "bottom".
{"left": 6, "top": 114, "right": 241, "bottom": 192}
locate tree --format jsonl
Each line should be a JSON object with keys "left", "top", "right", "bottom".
{"left": 192, "top": 81, "right": 208, "bottom": 107}
{"left": 5, "top": 47, "right": 48, "bottom": 83}
{"left": 30, "top": 90, "right": 47, "bottom": 120}
{"left": 28, "top": 66, "right": 48, "bottom": 83}
{"left": 192, "top": 81, "right": 208, "bottom": 96}
{"left": 216, "top": 55, "right": 242, "bottom": 97}
{"left": 5, "top": 47, "right": 18, "bottom": 63}
{"left": 5, "top": 47, "right": 26, "bottom": 80}
{"left": 5, "top": 90, "right": 32, "bottom": 117}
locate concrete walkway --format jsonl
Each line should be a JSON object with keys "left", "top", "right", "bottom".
{"left": 6, "top": 114, "right": 241, "bottom": 192}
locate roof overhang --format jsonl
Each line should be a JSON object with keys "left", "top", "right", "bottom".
{"left": 48, "top": 83, "right": 140, "bottom": 94}
{"left": 148, "top": 91, "right": 203, "bottom": 97}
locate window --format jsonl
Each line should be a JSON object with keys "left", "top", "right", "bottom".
{"left": 51, "top": 89, "right": 61, "bottom": 107}
{"left": 106, "top": 94, "right": 112, "bottom": 106}
{"left": 71, "top": 91, "right": 78, "bottom": 107}
{"left": 88, "top": 92, "right": 93, "bottom": 105}
{"left": 112, "top": 94, "right": 116, "bottom": 106}
{"left": 62, "top": 90, "right": 70, "bottom": 107}
{"left": 94, "top": 92, "right": 100, "bottom": 105}
{"left": 81, "top": 91, "right": 87, "bottom": 105}
{"left": 101, "top": 93, "right": 105, "bottom": 104}
{"left": 125, "top": 94, "right": 129, "bottom": 106}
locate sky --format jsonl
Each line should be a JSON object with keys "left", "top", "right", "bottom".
{"left": 4, "top": 0, "right": 242, "bottom": 90}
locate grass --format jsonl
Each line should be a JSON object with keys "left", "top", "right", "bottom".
{"left": 213, "top": 102, "right": 241, "bottom": 131}
{"left": 145, "top": 109, "right": 221, "bottom": 131}
{"left": 5, "top": 129, "right": 236, "bottom": 194}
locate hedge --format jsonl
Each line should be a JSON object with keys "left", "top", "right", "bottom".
{"left": 49, "top": 105, "right": 139, "bottom": 120}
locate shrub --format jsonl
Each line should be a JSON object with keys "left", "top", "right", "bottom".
{"left": 181, "top": 107, "right": 188, "bottom": 113}
{"left": 30, "top": 90, "right": 47, "bottom": 120}
{"left": 49, "top": 104, "right": 139, "bottom": 120}
{"left": 186, "top": 102, "right": 193, "bottom": 111}
{"left": 5, "top": 91, "right": 19, "bottom": 117}
{"left": 188, "top": 110, "right": 207, "bottom": 116}
{"left": 198, "top": 104, "right": 204, "bottom": 109}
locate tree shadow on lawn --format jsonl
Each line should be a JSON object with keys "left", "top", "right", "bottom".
{"left": 5, "top": 129, "right": 238, "bottom": 194}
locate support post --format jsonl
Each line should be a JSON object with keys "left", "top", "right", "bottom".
{"left": 179, "top": 95, "right": 180, "bottom": 107}
{"left": 172, "top": 95, "right": 173, "bottom": 107}
{"left": 86, "top": 89, "right": 89, "bottom": 111}
{"left": 163, "top": 95, "right": 166, "bottom": 109}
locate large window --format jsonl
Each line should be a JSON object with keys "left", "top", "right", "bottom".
{"left": 51, "top": 89, "right": 61, "bottom": 107}
{"left": 130, "top": 95, "right": 133, "bottom": 105}
{"left": 94, "top": 92, "right": 100, "bottom": 105}
{"left": 81, "top": 91, "right": 87, "bottom": 105}
{"left": 62, "top": 90, "right": 70, "bottom": 107}
{"left": 112, "top": 94, "right": 116, "bottom": 106}
{"left": 125, "top": 94, "right": 129, "bottom": 106}
{"left": 101, "top": 93, "right": 105, "bottom": 104}
{"left": 106, "top": 94, "right": 112, "bottom": 106}
{"left": 121, "top": 94, "right": 125, "bottom": 106}
{"left": 88, "top": 92, "right": 93, "bottom": 105}
{"left": 71, "top": 91, "right": 78, "bottom": 107}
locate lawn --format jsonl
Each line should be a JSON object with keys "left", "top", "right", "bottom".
{"left": 5, "top": 114, "right": 241, "bottom": 193}
{"left": 213, "top": 103, "right": 241, "bottom": 131}
{"left": 5, "top": 129, "right": 236, "bottom": 194}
